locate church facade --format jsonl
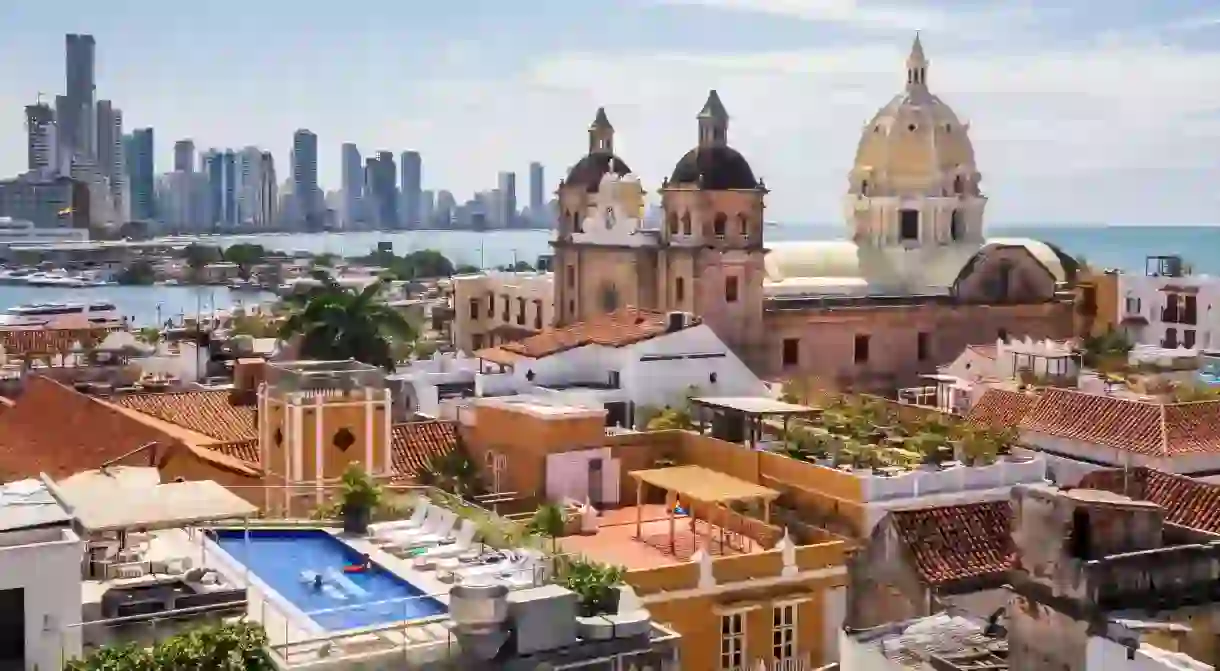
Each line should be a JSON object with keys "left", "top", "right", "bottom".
{"left": 550, "top": 37, "right": 1075, "bottom": 392}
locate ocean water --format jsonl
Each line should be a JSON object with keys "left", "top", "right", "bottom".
{"left": 0, "top": 224, "right": 1200, "bottom": 324}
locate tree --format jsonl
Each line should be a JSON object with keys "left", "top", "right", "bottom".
{"left": 223, "top": 243, "right": 268, "bottom": 279}
{"left": 416, "top": 443, "right": 485, "bottom": 500}
{"left": 455, "top": 263, "right": 481, "bottom": 274}
{"left": 277, "top": 271, "right": 417, "bottom": 371}
{"left": 526, "top": 503, "right": 567, "bottom": 552}
{"left": 181, "top": 243, "right": 222, "bottom": 271}
{"left": 339, "top": 462, "right": 383, "bottom": 534}
{"left": 115, "top": 259, "right": 156, "bottom": 285}
{"left": 136, "top": 326, "right": 161, "bottom": 345}
{"left": 1079, "top": 329, "right": 1133, "bottom": 369}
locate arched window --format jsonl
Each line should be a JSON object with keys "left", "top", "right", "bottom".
{"left": 713, "top": 213, "right": 727, "bottom": 237}
{"left": 573, "top": 211, "right": 583, "bottom": 233}
{"left": 738, "top": 214, "right": 749, "bottom": 236}
{"left": 995, "top": 260, "right": 1013, "bottom": 303}
{"left": 675, "top": 277, "right": 685, "bottom": 303}
{"left": 953, "top": 175, "right": 964, "bottom": 195}
{"left": 860, "top": 179, "right": 870, "bottom": 196}
{"left": 681, "top": 212, "right": 692, "bottom": 236}
{"left": 667, "top": 212, "right": 679, "bottom": 235}
{"left": 950, "top": 210, "right": 964, "bottom": 241}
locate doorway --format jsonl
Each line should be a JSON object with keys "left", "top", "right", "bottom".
{"left": 0, "top": 588, "right": 24, "bottom": 668}
{"left": 587, "top": 458, "right": 604, "bottom": 505}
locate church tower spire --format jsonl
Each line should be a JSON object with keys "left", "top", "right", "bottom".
{"left": 906, "top": 32, "right": 928, "bottom": 90}
{"left": 697, "top": 90, "right": 729, "bottom": 147}
{"left": 589, "top": 107, "right": 614, "bottom": 154}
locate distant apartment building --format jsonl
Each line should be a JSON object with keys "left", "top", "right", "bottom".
{"left": 124, "top": 128, "right": 155, "bottom": 221}
{"left": 376, "top": 150, "right": 397, "bottom": 227}
{"left": 434, "top": 190, "right": 455, "bottom": 228}
{"left": 24, "top": 103, "right": 57, "bottom": 173}
{"left": 62, "top": 34, "right": 96, "bottom": 160}
{"left": 497, "top": 171, "right": 516, "bottom": 228}
{"left": 173, "top": 139, "right": 195, "bottom": 173}
{"left": 1117, "top": 255, "right": 1216, "bottom": 349}
{"left": 95, "top": 100, "right": 127, "bottom": 222}
{"left": 400, "top": 150, "right": 421, "bottom": 229}
{"left": 157, "top": 170, "right": 210, "bottom": 232}
{"left": 0, "top": 175, "right": 90, "bottom": 230}
{"left": 420, "top": 190, "right": 435, "bottom": 228}
{"left": 236, "top": 147, "right": 277, "bottom": 228}
{"left": 290, "top": 129, "right": 319, "bottom": 228}
{"left": 339, "top": 143, "right": 362, "bottom": 229}
{"left": 529, "top": 161, "right": 544, "bottom": 217}
{"left": 202, "top": 149, "right": 238, "bottom": 229}
{"left": 452, "top": 270, "right": 555, "bottom": 352}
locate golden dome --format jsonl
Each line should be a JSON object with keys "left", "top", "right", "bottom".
{"left": 850, "top": 35, "right": 981, "bottom": 198}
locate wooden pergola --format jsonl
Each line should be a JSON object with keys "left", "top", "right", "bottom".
{"left": 628, "top": 465, "right": 780, "bottom": 556}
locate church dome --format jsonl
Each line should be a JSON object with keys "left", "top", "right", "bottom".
{"left": 669, "top": 146, "right": 757, "bottom": 190}
{"left": 566, "top": 152, "right": 633, "bottom": 193}
{"left": 667, "top": 90, "right": 760, "bottom": 191}
{"left": 850, "top": 35, "right": 980, "bottom": 196}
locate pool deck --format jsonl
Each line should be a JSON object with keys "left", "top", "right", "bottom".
{"left": 331, "top": 531, "right": 452, "bottom": 608}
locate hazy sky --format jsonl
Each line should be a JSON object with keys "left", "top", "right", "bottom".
{"left": 1, "top": 0, "right": 1219, "bottom": 225}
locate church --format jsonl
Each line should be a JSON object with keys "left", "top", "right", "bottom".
{"left": 550, "top": 36, "right": 1076, "bottom": 391}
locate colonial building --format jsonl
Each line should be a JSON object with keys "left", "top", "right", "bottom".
{"left": 551, "top": 36, "right": 1076, "bottom": 392}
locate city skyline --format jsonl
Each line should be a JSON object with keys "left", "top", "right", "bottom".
{"left": 1, "top": 1, "right": 1219, "bottom": 224}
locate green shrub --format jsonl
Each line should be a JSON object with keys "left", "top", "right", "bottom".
{"left": 65, "top": 621, "right": 271, "bottom": 671}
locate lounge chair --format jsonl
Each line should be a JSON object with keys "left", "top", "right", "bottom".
{"left": 369, "top": 502, "right": 432, "bottom": 541}
{"left": 383, "top": 510, "right": 457, "bottom": 552}
{"left": 412, "top": 520, "right": 479, "bottom": 568}
{"left": 454, "top": 551, "right": 533, "bottom": 584}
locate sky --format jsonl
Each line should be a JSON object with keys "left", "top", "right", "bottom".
{"left": 1, "top": 0, "right": 1220, "bottom": 226}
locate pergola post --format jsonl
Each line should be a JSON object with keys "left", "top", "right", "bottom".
{"left": 667, "top": 490, "right": 676, "bottom": 555}
{"left": 635, "top": 477, "right": 643, "bottom": 539}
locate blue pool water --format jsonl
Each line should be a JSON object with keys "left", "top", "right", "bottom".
{"left": 212, "top": 529, "right": 446, "bottom": 631}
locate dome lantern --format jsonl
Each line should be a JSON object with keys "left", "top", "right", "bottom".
{"left": 906, "top": 32, "right": 928, "bottom": 90}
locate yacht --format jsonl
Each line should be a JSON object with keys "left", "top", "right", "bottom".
{"left": 24, "top": 271, "right": 91, "bottom": 288}
{"left": 0, "top": 269, "right": 33, "bottom": 285}
{"left": 0, "top": 302, "right": 121, "bottom": 326}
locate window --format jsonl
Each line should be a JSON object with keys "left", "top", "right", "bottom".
{"left": 573, "top": 211, "right": 583, "bottom": 233}
{"left": 917, "top": 332, "right": 930, "bottom": 361}
{"left": 1185, "top": 329, "right": 1197, "bottom": 349}
{"left": 1165, "top": 327, "right": 1179, "bottom": 348}
{"left": 854, "top": 334, "right": 870, "bottom": 364}
{"left": 861, "top": 179, "right": 870, "bottom": 196}
{"left": 468, "top": 298, "right": 480, "bottom": 320}
{"left": 773, "top": 603, "right": 797, "bottom": 663}
{"left": 1125, "top": 295, "right": 1141, "bottom": 314}
{"left": 782, "top": 338, "right": 800, "bottom": 367}
{"left": 899, "top": 209, "right": 919, "bottom": 241}
{"left": 950, "top": 210, "right": 963, "bottom": 241}
{"left": 534, "top": 301, "right": 543, "bottom": 330}
{"left": 471, "top": 334, "right": 483, "bottom": 350}
{"left": 738, "top": 214, "right": 748, "bottom": 236}
{"left": 567, "top": 299, "right": 575, "bottom": 316}
{"left": 516, "top": 297, "right": 526, "bottom": 325}
{"left": 713, "top": 213, "right": 727, "bottom": 237}
{"left": 566, "top": 266, "right": 575, "bottom": 288}
{"left": 668, "top": 212, "right": 679, "bottom": 235}
{"left": 501, "top": 295, "right": 510, "bottom": 321}
{"left": 908, "top": 123, "right": 917, "bottom": 131}
{"left": 486, "top": 294, "right": 495, "bottom": 317}
{"left": 682, "top": 212, "right": 692, "bottom": 235}
{"left": 1164, "top": 293, "right": 1180, "bottom": 323}
{"left": 719, "top": 613, "right": 745, "bottom": 671}
{"left": 725, "top": 276, "right": 739, "bottom": 303}
{"left": 953, "top": 175, "right": 964, "bottom": 194}
{"left": 1184, "top": 294, "right": 1198, "bottom": 325}
{"left": 675, "top": 277, "right": 685, "bottom": 303}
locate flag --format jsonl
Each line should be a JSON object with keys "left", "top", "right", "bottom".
{"left": 57, "top": 207, "right": 73, "bottom": 216}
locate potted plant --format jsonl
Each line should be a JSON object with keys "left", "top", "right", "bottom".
{"left": 526, "top": 502, "right": 567, "bottom": 552}
{"left": 339, "top": 462, "right": 382, "bottom": 534}
{"left": 562, "top": 559, "right": 626, "bottom": 616}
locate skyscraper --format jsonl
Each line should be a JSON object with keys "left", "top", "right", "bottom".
{"left": 291, "top": 129, "right": 319, "bottom": 228}
{"left": 174, "top": 140, "right": 196, "bottom": 173}
{"left": 375, "top": 151, "right": 397, "bottom": 228}
{"left": 529, "top": 162, "right": 544, "bottom": 216}
{"left": 124, "top": 128, "right": 155, "bottom": 221}
{"left": 497, "top": 171, "right": 517, "bottom": 228}
{"left": 399, "top": 150, "right": 421, "bottom": 229}
{"left": 95, "top": 100, "right": 127, "bottom": 222}
{"left": 203, "top": 149, "right": 238, "bottom": 228}
{"left": 340, "top": 143, "right": 363, "bottom": 229}
{"left": 420, "top": 190, "right": 435, "bottom": 228}
{"left": 24, "top": 103, "right": 56, "bottom": 173}
{"left": 63, "top": 34, "right": 97, "bottom": 159}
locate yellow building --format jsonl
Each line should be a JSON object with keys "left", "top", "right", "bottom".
{"left": 1074, "top": 267, "right": 1120, "bottom": 338}
{"left": 461, "top": 396, "right": 851, "bottom": 670}
{"left": 452, "top": 270, "right": 555, "bottom": 352}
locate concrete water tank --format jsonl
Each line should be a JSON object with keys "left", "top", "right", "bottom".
{"left": 449, "top": 582, "right": 510, "bottom": 660}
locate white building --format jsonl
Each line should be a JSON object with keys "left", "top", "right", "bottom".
{"left": 1117, "top": 255, "right": 1211, "bottom": 349}
{"left": 394, "top": 308, "right": 769, "bottom": 426}
{"left": 0, "top": 217, "right": 88, "bottom": 245}
{"left": 0, "top": 478, "right": 84, "bottom": 670}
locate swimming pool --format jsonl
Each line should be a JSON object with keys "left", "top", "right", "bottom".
{"left": 211, "top": 529, "right": 446, "bottom": 631}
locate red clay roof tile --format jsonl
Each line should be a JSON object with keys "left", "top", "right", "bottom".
{"left": 206, "top": 438, "right": 260, "bottom": 466}
{"left": 1020, "top": 388, "right": 1220, "bottom": 456}
{"left": 390, "top": 421, "right": 459, "bottom": 481}
{"left": 493, "top": 307, "right": 696, "bottom": 359}
{"left": 888, "top": 500, "right": 1013, "bottom": 587}
{"left": 109, "top": 391, "right": 257, "bottom": 443}
{"left": 967, "top": 389, "right": 1039, "bottom": 429}
{"left": 0, "top": 325, "right": 122, "bottom": 357}
{"left": 1078, "top": 467, "right": 1220, "bottom": 534}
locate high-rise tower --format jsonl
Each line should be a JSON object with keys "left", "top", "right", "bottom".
{"left": 24, "top": 103, "right": 56, "bottom": 173}
{"left": 63, "top": 34, "right": 97, "bottom": 159}
{"left": 291, "top": 129, "right": 319, "bottom": 228}
{"left": 400, "top": 151, "right": 421, "bottom": 229}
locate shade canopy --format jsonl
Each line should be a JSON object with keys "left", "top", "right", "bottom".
{"left": 691, "top": 396, "right": 816, "bottom": 416}
{"left": 629, "top": 465, "right": 779, "bottom": 504}
{"left": 47, "top": 468, "right": 257, "bottom": 532}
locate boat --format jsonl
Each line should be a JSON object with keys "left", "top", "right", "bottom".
{"left": 0, "top": 301, "right": 121, "bottom": 326}
{"left": 0, "top": 269, "right": 34, "bottom": 285}
{"left": 24, "top": 271, "right": 92, "bottom": 288}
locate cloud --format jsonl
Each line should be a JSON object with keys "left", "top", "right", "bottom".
{"left": 493, "top": 34, "right": 1220, "bottom": 225}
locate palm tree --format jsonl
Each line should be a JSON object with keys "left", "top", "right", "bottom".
{"left": 277, "top": 271, "right": 416, "bottom": 371}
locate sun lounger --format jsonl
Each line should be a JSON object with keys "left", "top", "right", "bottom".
{"left": 369, "top": 502, "right": 432, "bottom": 541}
{"left": 383, "top": 511, "right": 458, "bottom": 552}
{"left": 412, "top": 520, "right": 479, "bottom": 568}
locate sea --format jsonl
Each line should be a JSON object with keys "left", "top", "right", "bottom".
{"left": 1, "top": 224, "right": 1205, "bottom": 326}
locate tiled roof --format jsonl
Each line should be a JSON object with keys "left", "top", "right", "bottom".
{"left": 390, "top": 421, "right": 459, "bottom": 481}
{"left": 1078, "top": 467, "right": 1220, "bottom": 534}
{"left": 207, "top": 439, "right": 260, "bottom": 466}
{"left": 0, "top": 376, "right": 173, "bottom": 480}
{"left": 966, "top": 388, "right": 1039, "bottom": 429}
{"left": 887, "top": 500, "right": 1013, "bottom": 588}
{"left": 1019, "top": 388, "right": 1220, "bottom": 456}
{"left": 0, "top": 325, "right": 121, "bottom": 357}
{"left": 109, "top": 391, "right": 257, "bottom": 443}
{"left": 494, "top": 307, "right": 696, "bottom": 359}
